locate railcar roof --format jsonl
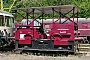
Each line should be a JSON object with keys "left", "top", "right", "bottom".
{"left": 0, "top": 10, "right": 14, "bottom": 17}
{"left": 13, "top": 5, "right": 80, "bottom": 14}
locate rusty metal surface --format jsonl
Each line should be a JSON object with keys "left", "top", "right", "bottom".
{"left": 13, "top": 5, "right": 80, "bottom": 14}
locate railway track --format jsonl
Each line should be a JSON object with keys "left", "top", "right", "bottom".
{"left": 0, "top": 43, "right": 90, "bottom": 56}
{"left": 78, "top": 43, "right": 90, "bottom": 54}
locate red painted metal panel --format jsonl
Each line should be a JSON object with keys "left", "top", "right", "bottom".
{"left": 45, "top": 22, "right": 75, "bottom": 46}
{"left": 14, "top": 23, "right": 40, "bottom": 44}
{"left": 78, "top": 23, "right": 90, "bottom": 36}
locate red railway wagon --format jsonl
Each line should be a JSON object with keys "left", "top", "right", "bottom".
{"left": 78, "top": 18, "right": 90, "bottom": 43}
{"left": 42, "top": 18, "right": 90, "bottom": 43}
{"left": 13, "top": 5, "right": 80, "bottom": 54}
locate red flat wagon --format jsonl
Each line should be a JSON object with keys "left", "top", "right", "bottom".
{"left": 13, "top": 5, "right": 80, "bottom": 55}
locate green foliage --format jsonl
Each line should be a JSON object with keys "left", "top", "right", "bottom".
{"left": 71, "top": 0, "right": 90, "bottom": 18}
{"left": 5, "top": 0, "right": 90, "bottom": 20}
{"left": 15, "top": 0, "right": 72, "bottom": 7}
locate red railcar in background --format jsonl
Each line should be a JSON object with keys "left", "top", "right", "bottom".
{"left": 42, "top": 18, "right": 90, "bottom": 43}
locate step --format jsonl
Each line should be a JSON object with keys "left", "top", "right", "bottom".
{"left": 79, "top": 44, "right": 90, "bottom": 45}
{"left": 78, "top": 47, "right": 90, "bottom": 49}
{"left": 78, "top": 51, "right": 90, "bottom": 53}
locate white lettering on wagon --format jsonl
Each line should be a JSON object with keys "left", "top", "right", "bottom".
{"left": 60, "top": 31, "right": 66, "bottom": 33}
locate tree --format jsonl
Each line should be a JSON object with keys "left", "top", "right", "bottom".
{"left": 71, "top": 0, "right": 90, "bottom": 18}
{"left": 11, "top": 0, "right": 90, "bottom": 20}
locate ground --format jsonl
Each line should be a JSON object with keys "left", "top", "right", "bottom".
{"left": 0, "top": 52, "right": 90, "bottom": 60}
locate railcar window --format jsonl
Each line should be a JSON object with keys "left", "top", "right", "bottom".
{"left": 0, "top": 15, "right": 14, "bottom": 27}
{"left": 0, "top": 15, "right": 4, "bottom": 26}
{"left": 5, "top": 16, "right": 14, "bottom": 27}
